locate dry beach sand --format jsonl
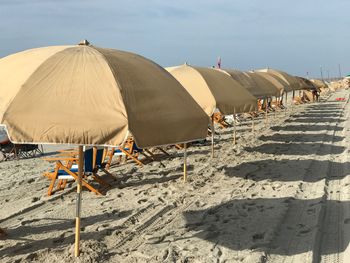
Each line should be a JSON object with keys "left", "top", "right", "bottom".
{"left": 0, "top": 89, "right": 350, "bottom": 262}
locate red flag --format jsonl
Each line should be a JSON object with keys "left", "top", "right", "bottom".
{"left": 217, "top": 57, "right": 221, "bottom": 69}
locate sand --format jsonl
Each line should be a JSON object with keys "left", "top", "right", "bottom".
{"left": 0, "top": 89, "right": 349, "bottom": 263}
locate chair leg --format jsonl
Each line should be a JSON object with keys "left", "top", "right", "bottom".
{"left": 59, "top": 165, "right": 103, "bottom": 195}
{"left": 143, "top": 150, "right": 155, "bottom": 161}
{"left": 56, "top": 179, "right": 63, "bottom": 191}
{"left": 119, "top": 148, "right": 143, "bottom": 166}
{"left": 61, "top": 180, "right": 68, "bottom": 190}
{"left": 56, "top": 179, "right": 68, "bottom": 191}
{"left": 157, "top": 147, "right": 170, "bottom": 156}
{"left": 47, "top": 176, "right": 56, "bottom": 196}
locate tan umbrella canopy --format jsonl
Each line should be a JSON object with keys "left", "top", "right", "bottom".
{"left": 248, "top": 71, "right": 285, "bottom": 96}
{"left": 245, "top": 72, "right": 281, "bottom": 97}
{"left": 311, "top": 79, "right": 328, "bottom": 90}
{"left": 0, "top": 43, "right": 209, "bottom": 148}
{"left": 296, "top": 77, "right": 317, "bottom": 90}
{"left": 257, "top": 68, "right": 301, "bottom": 91}
{"left": 165, "top": 64, "right": 257, "bottom": 116}
{"left": 252, "top": 71, "right": 290, "bottom": 94}
{"left": 0, "top": 41, "right": 209, "bottom": 257}
{"left": 224, "top": 70, "right": 264, "bottom": 99}
{"left": 225, "top": 69, "right": 280, "bottom": 98}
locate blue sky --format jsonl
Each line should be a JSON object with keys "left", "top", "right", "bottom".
{"left": 0, "top": 0, "right": 349, "bottom": 78}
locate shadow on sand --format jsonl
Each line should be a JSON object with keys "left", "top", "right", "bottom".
{"left": 183, "top": 197, "right": 348, "bottom": 257}
{"left": 285, "top": 118, "right": 345, "bottom": 124}
{"left": 290, "top": 113, "right": 342, "bottom": 118}
{"left": 0, "top": 210, "right": 133, "bottom": 259}
{"left": 271, "top": 125, "right": 344, "bottom": 132}
{"left": 258, "top": 133, "right": 344, "bottom": 143}
{"left": 224, "top": 158, "right": 347, "bottom": 182}
{"left": 244, "top": 143, "right": 345, "bottom": 156}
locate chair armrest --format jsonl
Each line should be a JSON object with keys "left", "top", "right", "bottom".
{"left": 42, "top": 157, "right": 79, "bottom": 162}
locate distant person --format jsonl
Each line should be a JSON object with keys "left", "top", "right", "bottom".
{"left": 312, "top": 90, "right": 318, "bottom": 102}
{"left": 316, "top": 91, "right": 320, "bottom": 101}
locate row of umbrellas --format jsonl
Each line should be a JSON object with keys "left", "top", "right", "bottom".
{"left": 0, "top": 41, "right": 326, "bottom": 256}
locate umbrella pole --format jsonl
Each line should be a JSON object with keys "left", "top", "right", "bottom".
{"left": 183, "top": 143, "right": 187, "bottom": 182}
{"left": 252, "top": 114, "right": 255, "bottom": 133}
{"left": 210, "top": 116, "right": 214, "bottom": 158}
{"left": 233, "top": 114, "right": 237, "bottom": 145}
{"left": 285, "top": 93, "right": 288, "bottom": 115}
{"left": 75, "top": 146, "right": 84, "bottom": 257}
{"left": 265, "top": 98, "right": 268, "bottom": 126}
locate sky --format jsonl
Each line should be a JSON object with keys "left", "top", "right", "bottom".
{"left": 0, "top": 0, "right": 349, "bottom": 78}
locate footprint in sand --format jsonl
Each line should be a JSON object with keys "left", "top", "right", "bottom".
{"left": 307, "top": 208, "right": 316, "bottom": 214}
{"left": 158, "top": 197, "right": 165, "bottom": 203}
{"left": 137, "top": 198, "right": 148, "bottom": 204}
{"left": 298, "top": 228, "right": 311, "bottom": 235}
{"left": 252, "top": 232, "right": 265, "bottom": 241}
{"left": 25, "top": 253, "right": 38, "bottom": 261}
{"left": 195, "top": 200, "right": 206, "bottom": 208}
{"left": 344, "top": 218, "right": 350, "bottom": 224}
{"left": 162, "top": 249, "right": 169, "bottom": 261}
{"left": 27, "top": 178, "right": 35, "bottom": 184}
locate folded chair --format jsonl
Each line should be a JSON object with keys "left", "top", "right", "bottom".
{"left": 43, "top": 148, "right": 112, "bottom": 196}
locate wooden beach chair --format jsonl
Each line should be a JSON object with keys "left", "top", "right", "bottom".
{"left": 43, "top": 147, "right": 112, "bottom": 196}
{"left": 212, "top": 112, "right": 230, "bottom": 128}
{"left": 104, "top": 137, "right": 155, "bottom": 167}
{"left": 271, "top": 99, "right": 283, "bottom": 109}
{"left": 293, "top": 96, "right": 304, "bottom": 105}
{"left": 257, "top": 99, "right": 267, "bottom": 114}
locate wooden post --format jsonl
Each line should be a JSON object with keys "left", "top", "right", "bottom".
{"left": 183, "top": 143, "right": 187, "bottom": 182}
{"left": 210, "top": 116, "right": 214, "bottom": 158}
{"left": 75, "top": 146, "right": 84, "bottom": 257}
{"left": 252, "top": 114, "right": 255, "bottom": 132}
{"left": 233, "top": 113, "right": 237, "bottom": 145}
{"left": 92, "top": 146, "right": 97, "bottom": 169}
{"left": 265, "top": 98, "right": 268, "bottom": 126}
{"left": 285, "top": 92, "right": 288, "bottom": 115}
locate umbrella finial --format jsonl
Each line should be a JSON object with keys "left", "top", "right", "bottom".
{"left": 78, "top": 39, "right": 90, "bottom": 46}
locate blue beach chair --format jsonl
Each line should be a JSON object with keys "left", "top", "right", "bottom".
{"left": 43, "top": 148, "right": 112, "bottom": 196}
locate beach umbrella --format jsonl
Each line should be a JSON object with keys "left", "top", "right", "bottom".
{"left": 166, "top": 64, "right": 257, "bottom": 153}
{"left": 257, "top": 68, "right": 304, "bottom": 112}
{"left": 245, "top": 72, "right": 281, "bottom": 97}
{"left": 257, "top": 68, "right": 301, "bottom": 91}
{"left": 250, "top": 71, "right": 289, "bottom": 116}
{"left": 224, "top": 69, "right": 278, "bottom": 98}
{"left": 224, "top": 69, "right": 280, "bottom": 126}
{"left": 252, "top": 71, "right": 289, "bottom": 95}
{"left": 0, "top": 40, "right": 209, "bottom": 256}
{"left": 166, "top": 64, "right": 257, "bottom": 116}
{"left": 245, "top": 72, "right": 282, "bottom": 123}
{"left": 311, "top": 79, "right": 330, "bottom": 95}
{"left": 296, "top": 77, "right": 317, "bottom": 90}
{"left": 311, "top": 79, "right": 328, "bottom": 90}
